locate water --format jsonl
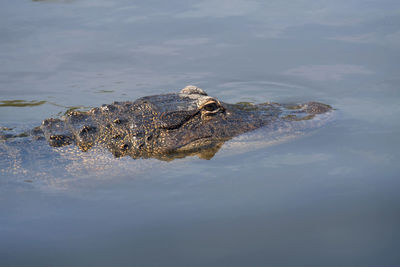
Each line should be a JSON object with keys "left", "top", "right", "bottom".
{"left": 1, "top": 0, "right": 400, "bottom": 266}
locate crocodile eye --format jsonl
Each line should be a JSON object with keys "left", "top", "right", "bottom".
{"left": 200, "top": 100, "right": 224, "bottom": 118}
{"left": 203, "top": 102, "right": 219, "bottom": 112}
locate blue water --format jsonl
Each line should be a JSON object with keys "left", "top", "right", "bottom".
{"left": 1, "top": 0, "right": 400, "bottom": 266}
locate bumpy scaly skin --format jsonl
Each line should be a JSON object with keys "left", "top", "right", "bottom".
{"left": 38, "top": 85, "right": 332, "bottom": 159}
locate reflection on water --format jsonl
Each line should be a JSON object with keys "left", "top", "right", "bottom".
{"left": 283, "top": 64, "right": 374, "bottom": 81}
{"left": 1, "top": 0, "right": 400, "bottom": 266}
{"left": 95, "top": 89, "right": 114, "bottom": 94}
{"left": 32, "top": 0, "right": 74, "bottom": 2}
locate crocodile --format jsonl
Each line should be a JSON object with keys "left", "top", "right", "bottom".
{"left": 1, "top": 85, "right": 332, "bottom": 161}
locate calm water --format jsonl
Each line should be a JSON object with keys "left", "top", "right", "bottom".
{"left": 1, "top": 0, "right": 400, "bottom": 266}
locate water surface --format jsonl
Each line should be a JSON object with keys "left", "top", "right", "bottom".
{"left": 1, "top": 0, "right": 400, "bottom": 266}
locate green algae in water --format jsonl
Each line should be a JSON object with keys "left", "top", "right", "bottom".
{"left": 0, "top": 100, "right": 47, "bottom": 107}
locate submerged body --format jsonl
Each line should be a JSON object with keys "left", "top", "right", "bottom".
{"left": 1, "top": 85, "right": 332, "bottom": 161}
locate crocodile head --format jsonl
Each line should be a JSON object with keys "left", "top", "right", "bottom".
{"left": 143, "top": 86, "right": 281, "bottom": 159}
{"left": 40, "top": 85, "right": 332, "bottom": 160}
